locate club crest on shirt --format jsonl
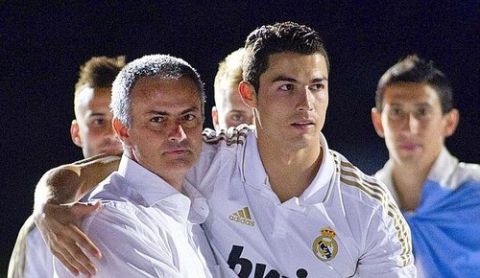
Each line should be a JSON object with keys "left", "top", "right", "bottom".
{"left": 312, "top": 228, "right": 338, "bottom": 261}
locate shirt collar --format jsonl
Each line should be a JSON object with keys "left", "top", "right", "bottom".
{"left": 375, "top": 147, "right": 458, "bottom": 204}
{"left": 426, "top": 147, "right": 458, "bottom": 189}
{"left": 300, "top": 134, "right": 336, "bottom": 204}
{"left": 241, "top": 132, "right": 335, "bottom": 205}
{"left": 118, "top": 155, "right": 180, "bottom": 207}
{"left": 240, "top": 131, "right": 267, "bottom": 187}
{"left": 117, "top": 155, "right": 209, "bottom": 223}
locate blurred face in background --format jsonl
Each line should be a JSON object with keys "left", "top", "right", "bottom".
{"left": 371, "top": 82, "right": 458, "bottom": 168}
{"left": 212, "top": 83, "right": 253, "bottom": 130}
{"left": 71, "top": 86, "right": 122, "bottom": 158}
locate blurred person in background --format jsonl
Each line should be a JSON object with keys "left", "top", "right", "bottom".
{"left": 212, "top": 47, "right": 253, "bottom": 130}
{"left": 372, "top": 55, "right": 480, "bottom": 277}
{"left": 8, "top": 56, "right": 124, "bottom": 278}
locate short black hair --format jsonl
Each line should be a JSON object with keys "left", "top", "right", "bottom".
{"left": 243, "top": 21, "right": 329, "bottom": 92}
{"left": 376, "top": 55, "right": 453, "bottom": 114}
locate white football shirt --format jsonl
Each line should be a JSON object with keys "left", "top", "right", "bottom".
{"left": 188, "top": 126, "right": 415, "bottom": 277}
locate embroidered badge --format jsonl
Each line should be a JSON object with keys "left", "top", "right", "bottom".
{"left": 312, "top": 228, "right": 338, "bottom": 261}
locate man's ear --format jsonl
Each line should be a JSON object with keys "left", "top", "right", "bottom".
{"left": 239, "top": 81, "right": 257, "bottom": 109}
{"left": 211, "top": 106, "right": 219, "bottom": 130}
{"left": 371, "top": 108, "right": 385, "bottom": 138}
{"left": 70, "top": 119, "right": 83, "bottom": 147}
{"left": 113, "top": 118, "right": 129, "bottom": 143}
{"left": 443, "top": 108, "right": 460, "bottom": 137}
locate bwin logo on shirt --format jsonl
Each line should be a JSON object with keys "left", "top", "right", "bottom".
{"left": 228, "top": 245, "right": 309, "bottom": 278}
{"left": 229, "top": 207, "right": 255, "bottom": 226}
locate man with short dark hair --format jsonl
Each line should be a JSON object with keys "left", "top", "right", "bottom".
{"left": 372, "top": 55, "right": 480, "bottom": 277}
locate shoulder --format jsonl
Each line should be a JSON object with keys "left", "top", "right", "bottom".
{"left": 453, "top": 161, "right": 480, "bottom": 185}
{"left": 203, "top": 124, "right": 250, "bottom": 145}
{"left": 331, "top": 151, "right": 395, "bottom": 210}
{"left": 190, "top": 125, "right": 251, "bottom": 187}
{"left": 331, "top": 151, "right": 413, "bottom": 267}
{"left": 330, "top": 151, "right": 408, "bottom": 232}
{"left": 86, "top": 173, "right": 138, "bottom": 203}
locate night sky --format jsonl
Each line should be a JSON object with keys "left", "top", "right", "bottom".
{"left": 1, "top": 1, "right": 478, "bottom": 274}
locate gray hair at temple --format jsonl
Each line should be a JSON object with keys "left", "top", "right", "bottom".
{"left": 111, "top": 54, "right": 205, "bottom": 127}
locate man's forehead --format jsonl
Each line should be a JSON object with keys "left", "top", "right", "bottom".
{"left": 264, "top": 52, "right": 328, "bottom": 79}
{"left": 384, "top": 83, "right": 440, "bottom": 103}
{"left": 76, "top": 86, "right": 111, "bottom": 109}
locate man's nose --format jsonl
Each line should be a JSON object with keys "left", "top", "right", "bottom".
{"left": 404, "top": 113, "right": 420, "bottom": 133}
{"left": 296, "top": 88, "right": 314, "bottom": 112}
{"left": 168, "top": 122, "right": 187, "bottom": 142}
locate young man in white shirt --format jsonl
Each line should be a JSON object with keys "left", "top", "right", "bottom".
{"left": 35, "top": 22, "right": 416, "bottom": 277}
{"left": 371, "top": 55, "right": 480, "bottom": 277}
{"left": 8, "top": 56, "right": 124, "bottom": 278}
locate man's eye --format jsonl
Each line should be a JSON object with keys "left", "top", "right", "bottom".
{"left": 183, "top": 114, "right": 196, "bottom": 121}
{"left": 231, "top": 114, "right": 243, "bottom": 122}
{"left": 309, "top": 83, "right": 325, "bottom": 91}
{"left": 416, "top": 108, "right": 429, "bottom": 117}
{"left": 91, "top": 118, "right": 105, "bottom": 126}
{"left": 389, "top": 108, "right": 404, "bottom": 118}
{"left": 279, "top": 84, "right": 294, "bottom": 91}
{"left": 150, "top": 116, "right": 165, "bottom": 123}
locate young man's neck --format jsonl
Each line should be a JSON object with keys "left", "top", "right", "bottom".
{"left": 257, "top": 136, "right": 322, "bottom": 202}
{"left": 390, "top": 159, "right": 433, "bottom": 211}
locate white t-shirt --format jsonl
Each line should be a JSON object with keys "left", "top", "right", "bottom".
{"left": 188, "top": 126, "right": 416, "bottom": 277}
{"left": 54, "top": 155, "right": 219, "bottom": 278}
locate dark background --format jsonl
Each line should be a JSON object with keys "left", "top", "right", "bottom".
{"left": 1, "top": 1, "right": 478, "bottom": 275}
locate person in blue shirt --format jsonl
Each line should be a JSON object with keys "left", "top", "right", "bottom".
{"left": 371, "top": 54, "right": 480, "bottom": 278}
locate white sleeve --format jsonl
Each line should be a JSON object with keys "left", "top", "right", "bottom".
{"left": 24, "top": 228, "right": 54, "bottom": 277}
{"left": 54, "top": 205, "right": 183, "bottom": 278}
{"left": 357, "top": 206, "right": 417, "bottom": 277}
{"left": 186, "top": 142, "right": 220, "bottom": 195}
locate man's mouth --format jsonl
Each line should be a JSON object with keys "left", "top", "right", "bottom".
{"left": 399, "top": 143, "right": 420, "bottom": 151}
{"left": 164, "top": 147, "right": 190, "bottom": 155}
{"left": 291, "top": 119, "right": 315, "bottom": 128}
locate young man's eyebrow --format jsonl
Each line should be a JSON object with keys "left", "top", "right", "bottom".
{"left": 311, "top": 77, "right": 328, "bottom": 83}
{"left": 271, "top": 75, "right": 297, "bottom": 83}
{"left": 414, "top": 102, "right": 433, "bottom": 107}
{"left": 271, "top": 75, "right": 328, "bottom": 83}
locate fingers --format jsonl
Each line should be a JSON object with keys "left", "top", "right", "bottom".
{"left": 53, "top": 225, "right": 99, "bottom": 276}
{"left": 54, "top": 248, "right": 95, "bottom": 277}
{"left": 53, "top": 250, "right": 80, "bottom": 276}
{"left": 70, "top": 224, "right": 102, "bottom": 259}
{"left": 38, "top": 202, "right": 102, "bottom": 276}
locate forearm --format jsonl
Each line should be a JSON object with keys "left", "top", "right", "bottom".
{"left": 33, "top": 155, "right": 121, "bottom": 212}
